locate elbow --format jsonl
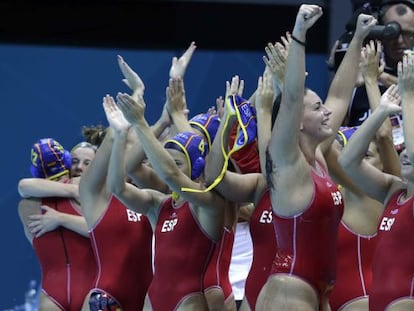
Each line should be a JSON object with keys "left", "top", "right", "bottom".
{"left": 17, "top": 179, "right": 30, "bottom": 198}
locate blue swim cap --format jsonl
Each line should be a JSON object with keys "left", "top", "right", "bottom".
{"left": 30, "top": 138, "right": 72, "bottom": 180}
{"left": 189, "top": 113, "right": 220, "bottom": 152}
{"left": 164, "top": 132, "right": 206, "bottom": 180}
{"left": 336, "top": 126, "right": 358, "bottom": 147}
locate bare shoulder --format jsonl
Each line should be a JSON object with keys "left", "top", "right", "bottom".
{"left": 270, "top": 160, "right": 314, "bottom": 216}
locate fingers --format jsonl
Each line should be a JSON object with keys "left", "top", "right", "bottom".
{"left": 226, "top": 75, "right": 244, "bottom": 97}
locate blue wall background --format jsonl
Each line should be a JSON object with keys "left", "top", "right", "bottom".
{"left": 0, "top": 43, "right": 328, "bottom": 309}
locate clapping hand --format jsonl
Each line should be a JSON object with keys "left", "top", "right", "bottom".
{"left": 116, "top": 92, "right": 147, "bottom": 126}
{"left": 379, "top": 84, "right": 401, "bottom": 115}
{"left": 117, "top": 55, "right": 145, "bottom": 100}
{"left": 169, "top": 41, "right": 197, "bottom": 79}
{"left": 103, "top": 94, "right": 131, "bottom": 132}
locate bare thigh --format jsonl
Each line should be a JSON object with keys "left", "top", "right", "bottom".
{"left": 205, "top": 287, "right": 225, "bottom": 311}
{"left": 386, "top": 298, "right": 414, "bottom": 311}
{"left": 176, "top": 293, "right": 209, "bottom": 311}
{"left": 80, "top": 290, "right": 91, "bottom": 311}
{"left": 338, "top": 298, "right": 368, "bottom": 311}
{"left": 238, "top": 297, "right": 252, "bottom": 311}
{"left": 143, "top": 294, "right": 152, "bottom": 311}
{"left": 204, "top": 287, "right": 237, "bottom": 311}
{"left": 255, "top": 274, "right": 319, "bottom": 311}
{"left": 38, "top": 292, "right": 63, "bottom": 311}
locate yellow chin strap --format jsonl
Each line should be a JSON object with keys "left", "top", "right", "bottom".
{"left": 172, "top": 191, "right": 180, "bottom": 201}
{"left": 180, "top": 95, "right": 248, "bottom": 193}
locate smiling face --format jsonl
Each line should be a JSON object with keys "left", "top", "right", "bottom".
{"left": 71, "top": 146, "right": 96, "bottom": 178}
{"left": 301, "top": 89, "right": 333, "bottom": 141}
{"left": 382, "top": 4, "right": 414, "bottom": 69}
{"left": 399, "top": 148, "right": 414, "bottom": 179}
{"left": 166, "top": 148, "right": 190, "bottom": 178}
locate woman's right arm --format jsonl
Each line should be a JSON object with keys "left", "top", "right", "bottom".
{"left": 204, "top": 76, "right": 261, "bottom": 204}
{"left": 338, "top": 85, "right": 402, "bottom": 202}
{"left": 18, "top": 178, "right": 78, "bottom": 199}
{"left": 105, "top": 95, "right": 159, "bottom": 219}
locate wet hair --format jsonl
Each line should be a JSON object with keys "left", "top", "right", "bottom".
{"left": 271, "top": 88, "right": 312, "bottom": 129}
{"left": 81, "top": 124, "right": 107, "bottom": 147}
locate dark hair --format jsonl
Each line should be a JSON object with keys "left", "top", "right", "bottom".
{"left": 271, "top": 93, "right": 282, "bottom": 129}
{"left": 81, "top": 124, "right": 107, "bottom": 147}
{"left": 379, "top": 0, "right": 414, "bottom": 22}
{"left": 380, "top": 0, "right": 414, "bottom": 9}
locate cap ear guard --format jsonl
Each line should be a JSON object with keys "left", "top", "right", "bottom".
{"left": 192, "top": 156, "right": 205, "bottom": 180}
{"left": 63, "top": 150, "right": 72, "bottom": 171}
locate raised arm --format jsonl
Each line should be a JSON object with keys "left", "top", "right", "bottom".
{"left": 169, "top": 41, "right": 197, "bottom": 80}
{"left": 167, "top": 42, "right": 196, "bottom": 134}
{"left": 125, "top": 104, "right": 171, "bottom": 193}
{"left": 118, "top": 55, "right": 145, "bottom": 101}
{"left": 320, "top": 13, "right": 377, "bottom": 154}
{"left": 258, "top": 33, "right": 290, "bottom": 173}
{"left": 105, "top": 93, "right": 161, "bottom": 222}
{"left": 204, "top": 76, "right": 262, "bottom": 204}
{"left": 117, "top": 55, "right": 171, "bottom": 192}
{"left": 338, "top": 84, "right": 402, "bottom": 202}
{"left": 398, "top": 52, "right": 414, "bottom": 168}
{"left": 79, "top": 95, "right": 113, "bottom": 207}
{"left": 116, "top": 92, "right": 221, "bottom": 209}
{"left": 361, "top": 40, "right": 401, "bottom": 177}
{"left": 266, "top": 5, "right": 322, "bottom": 166}
{"left": 255, "top": 67, "right": 275, "bottom": 174}
{"left": 165, "top": 77, "right": 193, "bottom": 135}
{"left": 264, "top": 4, "right": 323, "bottom": 214}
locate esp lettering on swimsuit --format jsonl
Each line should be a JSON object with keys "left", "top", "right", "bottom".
{"left": 259, "top": 210, "right": 273, "bottom": 223}
{"left": 379, "top": 217, "right": 395, "bottom": 231}
{"left": 161, "top": 219, "right": 178, "bottom": 232}
{"left": 126, "top": 209, "right": 143, "bottom": 222}
{"left": 331, "top": 191, "right": 343, "bottom": 205}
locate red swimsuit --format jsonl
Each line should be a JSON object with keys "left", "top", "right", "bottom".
{"left": 89, "top": 195, "right": 153, "bottom": 311}
{"left": 148, "top": 198, "right": 216, "bottom": 310}
{"left": 329, "top": 221, "right": 377, "bottom": 310}
{"left": 34, "top": 197, "right": 96, "bottom": 310}
{"left": 244, "top": 190, "right": 277, "bottom": 310}
{"left": 369, "top": 190, "right": 414, "bottom": 310}
{"left": 271, "top": 165, "right": 344, "bottom": 305}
